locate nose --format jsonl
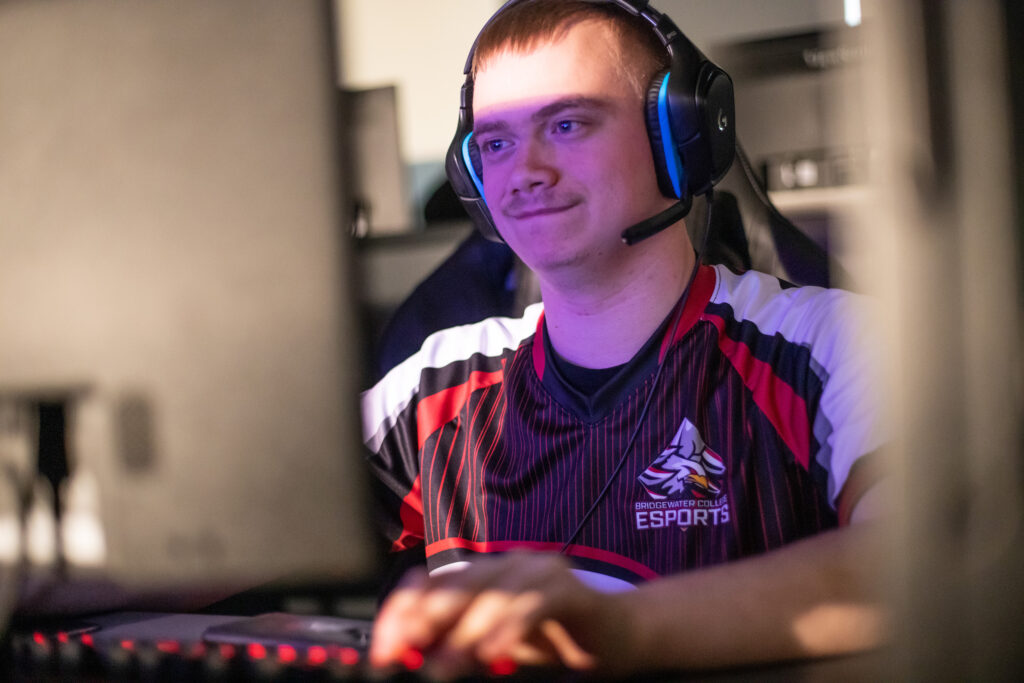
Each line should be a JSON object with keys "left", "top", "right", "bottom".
{"left": 507, "top": 136, "right": 558, "bottom": 195}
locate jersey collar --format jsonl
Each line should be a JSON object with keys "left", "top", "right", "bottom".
{"left": 531, "top": 265, "right": 718, "bottom": 421}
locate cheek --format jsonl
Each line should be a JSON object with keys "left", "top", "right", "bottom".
{"left": 620, "top": 148, "right": 666, "bottom": 207}
{"left": 480, "top": 167, "right": 505, "bottom": 207}
{"left": 589, "top": 148, "right": 654, "bottom": 202}
{"left": 621, "top": 136, "right": 658, "bottom": 182}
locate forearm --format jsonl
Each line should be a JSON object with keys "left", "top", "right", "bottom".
{"left": 619, "top": 523, "right": 888, "bottom": 670}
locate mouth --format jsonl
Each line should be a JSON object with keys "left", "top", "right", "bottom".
{"left": 506, "top": 203, "right": 579, "bottom": 221}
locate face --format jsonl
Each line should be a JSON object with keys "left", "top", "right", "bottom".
{"left": 472, "top": 19, "right": 676, "bottom": 275}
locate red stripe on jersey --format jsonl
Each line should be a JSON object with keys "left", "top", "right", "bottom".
{"left": 416, "top": 369, "right": 504, "bottom": 449}
{"left": 392, "top": 475, "right": 424, "bottom": 552}
{"left": 659, "top": 265, "right": 717, "bottom": 362}
{"left": 532, "top": 312, "right": 546, "bottom": 379}
{"left": 705, "top": 313, "right": 812, "bottom": 469}
{"left": 425, "top": 538, "right": 659, "bottom": 581}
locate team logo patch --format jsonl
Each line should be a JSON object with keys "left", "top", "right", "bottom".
{"left": 634, "top": 418, "right": 730, "bottom": 530}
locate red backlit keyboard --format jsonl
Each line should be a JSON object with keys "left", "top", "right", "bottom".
{"left": 3, "top": 623, "right": 561, "bottom": 681}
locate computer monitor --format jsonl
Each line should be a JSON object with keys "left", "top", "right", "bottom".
{"left": 0, "top": 0, "right": 378, "bottom": 612}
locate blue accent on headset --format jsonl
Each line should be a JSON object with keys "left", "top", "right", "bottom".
{"left": 657, "top": 73, "right": 684, "bottom": 198}
{"left": 462, "top": 132, "right": 486, "bottom": 200}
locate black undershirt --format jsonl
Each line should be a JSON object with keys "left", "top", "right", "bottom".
{"left": 539, "top": 297, "right": 681, "bottom": 416}
{"left": 548, "top": 349, "right": 628, "bottom": 396}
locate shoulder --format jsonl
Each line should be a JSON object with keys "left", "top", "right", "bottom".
{"left": 705, "top": 265, "right": 869, "bottom": 356}
{"left": 361, "top": 303, "right": 544, "bottom": 449}
{"left": 703, "top": 268, "right": 885, "bottom": 512}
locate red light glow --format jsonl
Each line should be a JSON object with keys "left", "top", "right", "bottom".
{"left": 277, "top": 645, "right": 297, "bottom": 664}
{"left": 489, "top": 657, "right": 518, "bottom": 676}
{"left": 120, "top": 640, "right": 135, "bottom": 651}
{"left": 247, "top": 643, "right": 267, "bottom": 660}
{"left": 81, "top": 634, "right": 95, "bottom": 647}
{"left": 338, "top": 647, "right": 360, "bottom": 667}
{"left": 307, "top": 646, "right": 329, "bottom": 666}
{"left": 32, "top": 632, "right": 46, "bottom": 647}
{"left": 156, "top": 641, "right": 181, "bottom": 655}
{"left": 401, "top": 648, "right": 424, "bottom": 671}
{"left": 219, "top": 644, "right": 237, "bottom": 660}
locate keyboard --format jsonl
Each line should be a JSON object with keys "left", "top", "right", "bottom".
{"left": 6, "top": 625, "right": 378, "bottom": 681}
{"left": 2, "top": 613, "right": 567, "bottom": 681}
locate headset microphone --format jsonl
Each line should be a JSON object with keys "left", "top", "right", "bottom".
{"left": 620, "top": 200, "right": 690, "bottom": 246}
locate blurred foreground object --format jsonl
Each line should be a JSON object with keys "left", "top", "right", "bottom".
{"left": 0, "top": 0, "right": 377, "bottom": 617}
{"left": 856, "top": 0, "right": 1024, "bottom": 678}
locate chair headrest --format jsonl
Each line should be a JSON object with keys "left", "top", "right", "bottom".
{"left": 694, "top": 142, "right": 846, "bottom": 289}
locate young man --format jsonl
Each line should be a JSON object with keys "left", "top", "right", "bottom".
{"left": 362, "top": 0, "right": 885, "bottom": 675}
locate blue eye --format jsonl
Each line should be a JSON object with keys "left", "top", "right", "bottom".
{"left": 554, "top": 120, "right": 581, "bottom": 134}
{"left": 479, "top": 138, "right": 508, "bottom": 156}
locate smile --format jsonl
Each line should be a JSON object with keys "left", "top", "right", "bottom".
{"left": 506, "top": 203, "right": 579, "bottom": 220}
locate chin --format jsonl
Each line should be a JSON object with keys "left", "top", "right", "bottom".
{"left": 523, "top": 239, "right": 623, "bottom": 277}
{"left": 520, "top": 248, "right": 583, "bottom": 274}
{"left": 501, "top": 218, "right": 626, "bottom": 273}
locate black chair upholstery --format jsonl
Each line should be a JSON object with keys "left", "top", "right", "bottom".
{"left": 373, "top": 230, "right": 521, "bottom": 381}
{"left": 693, "top": 143, "right": 844, "bottom": 288}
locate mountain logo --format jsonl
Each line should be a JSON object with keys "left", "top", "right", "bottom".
{"left": 638, "top": 418, "right": 726, "bottom": 501}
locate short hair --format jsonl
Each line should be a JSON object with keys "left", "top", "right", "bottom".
{"left": 470, "top": 0, "right": 670, "bottom": 97}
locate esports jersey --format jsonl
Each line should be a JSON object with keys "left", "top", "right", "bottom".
{"left": 362, "top": 265, "right": 883, "bottom": 590}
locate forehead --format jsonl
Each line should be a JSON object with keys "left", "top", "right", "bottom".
{"left": 472, "top": 20, "right": 635, "bottom": 118}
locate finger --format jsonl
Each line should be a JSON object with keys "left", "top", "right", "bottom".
{"left": 476, "top": 577, "right": 600, "bottom": 670}
{"left": 439, "top": 553, "right": 569, "bottom": 651}
{"left": 370, "top": 568, "right": 431, "bottom": 665}
{"left": 443, "top": 587, "right": 533, "bottom": 653}
{"left": 425, "top": 588, "right": 532, "bottom": 680}
{"left": 371, "top": 561, "right": 521, "bottom": 666}
{"left": 401, "top": 583, "right": 479, "bottom": 649}
{"left": 539, "top": 618, "right": 598, "bottom": 670}
{"left": 474, "top": 590, "right": 560, "bottom": 666}
{"left": 374, "top": 553, "right": 582, "bottom": 672}
{"left": 440, "top": 561, "right": 572, "bottom": 667}
{"left": 422, "top": 558, "right": 555, "bottom": 673}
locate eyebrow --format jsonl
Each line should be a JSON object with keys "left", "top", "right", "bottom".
{"left": 473, "top": 96, "right": 613, "bottom": 137}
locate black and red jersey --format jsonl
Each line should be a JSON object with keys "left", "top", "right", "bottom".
{"left": 362, "top": 265, "right": 883, "bottom": 590}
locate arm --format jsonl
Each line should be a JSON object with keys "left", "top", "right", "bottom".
{"left": 622, "top": 520, "right": 886, "bottom": 670}
{"left": 370, "top": 508, "right": 887, "bottom": 676}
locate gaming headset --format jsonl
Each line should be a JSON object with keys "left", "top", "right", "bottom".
{"left": 444, "top": 0, "right": 736, "bottom": 245}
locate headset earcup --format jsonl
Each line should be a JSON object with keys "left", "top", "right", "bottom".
{"left": 644, "top": 69, "right": 684, "bottom": 200}
{"left": 445, "top": 115, "right": 504, "bottom": 242}
{"left": 467, "top": 138, "right": 484, "bottom": 187}
{"left": 696, "top": 64, "right": 737, "bottom": 189}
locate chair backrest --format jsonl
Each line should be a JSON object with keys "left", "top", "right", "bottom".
{"left": 694, "top": 142, "right": 844, "bottom": 288}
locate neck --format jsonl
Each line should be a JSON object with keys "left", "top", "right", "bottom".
{"left": 539, "top": 226, "right": 695, "bottom": 369}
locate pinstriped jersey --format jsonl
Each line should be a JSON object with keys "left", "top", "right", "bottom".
{"left": 362, "top": 265, "right": 883, "bottom": 589}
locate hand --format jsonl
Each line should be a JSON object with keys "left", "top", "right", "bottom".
{"left": 369, "top": 551, "right": 636, "bottom": 678}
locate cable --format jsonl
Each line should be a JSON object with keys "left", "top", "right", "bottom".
{"left": 559, "top": 189, "right": 715, "bottom": 553}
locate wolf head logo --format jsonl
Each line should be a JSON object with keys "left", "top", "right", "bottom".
{"left": 639, "top": 418, "right": 726, "bottom": 500}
